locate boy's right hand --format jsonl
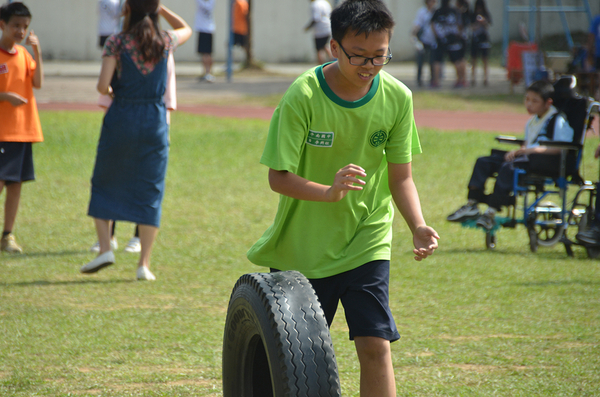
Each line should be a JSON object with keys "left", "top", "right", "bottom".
{"left": 326, "top": 164, "right": 367, "bottom": 202}
{"left": 2, "top": 92, "right": 28, "bottom": 107}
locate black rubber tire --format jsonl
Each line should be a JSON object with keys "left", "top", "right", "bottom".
{"left": 222, "top": 271, "right": 341, "bottom": 397}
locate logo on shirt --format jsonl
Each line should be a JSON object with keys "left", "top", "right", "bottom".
{"left": 0, "top": 64, "right": 8, "bottom": 74}
{"left": 306, "top": 130, "right": 334, "bottom": 147}
{"left": 369, "top": 130, "right": 388, "bottom": 148}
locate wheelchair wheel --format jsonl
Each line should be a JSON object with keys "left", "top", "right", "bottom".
{"left": 485, "top": 232, "right": 496, "bottom": 250}
{"left": 578, "top": 209, "right": 600, "bottom": 259}
{"left": 527, "top": 203, "right": 565, "bottom": 249}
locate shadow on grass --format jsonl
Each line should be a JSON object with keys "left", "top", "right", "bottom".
{"left": 3, "top": 250, "right": 90, "bottom": 259}
{"left": 1, "top": 279, "right": 135, "bottom": 287}
{"left": 515, "top": 279, "right": 600, "bottom": 287}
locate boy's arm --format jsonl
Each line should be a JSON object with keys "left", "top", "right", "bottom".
{"left": 268, "top": 164, "right": 366, "bottom": 203}
{"left": 26, "top": 30, "right": 43, "bottom": 89}
{"left": 388, "top": 161, "right": 439, "bottom": 261}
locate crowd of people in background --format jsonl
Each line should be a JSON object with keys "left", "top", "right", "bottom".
{"left": 412, "top": 0, "right": 491, "bottom": 89}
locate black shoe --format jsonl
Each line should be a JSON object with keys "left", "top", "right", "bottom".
{"left": 576, "top": 224, "right": 600, "bottom": 246}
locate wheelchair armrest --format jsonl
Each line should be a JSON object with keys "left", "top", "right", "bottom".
{"left": 495, "top": 136, "right": 525, "bottom": 145}
{"left": 539, "top": 141, "right": 581, "bottom": 151}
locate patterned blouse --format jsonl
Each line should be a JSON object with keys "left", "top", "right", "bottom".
{"left": 103, "top": 30, "right": 178, "bottom": 76}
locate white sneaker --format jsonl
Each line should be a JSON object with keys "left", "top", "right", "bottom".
{"left": 80, "top": 251, "right": 115, "bottom": 274}
{"left": 136, "top": 266, "right": 156, "bottom": 281}
{"left": 447, "top": 203, "right": 480, "bottom": 222}
{"left": 124, "top": 237, "right": 141, "bottom": 253}
{"left": 90, "top": 237, "right": 118, "bottom": 252}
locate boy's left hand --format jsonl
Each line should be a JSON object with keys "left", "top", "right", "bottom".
{"left": 26, "top": 30, "right": 39, "bottom": 48}
{"left": 413, "top": 226, "right": 439, "bottom": 261}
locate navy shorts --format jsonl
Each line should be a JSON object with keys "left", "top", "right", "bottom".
{"left": 314, "top": 35, "right": 330, "bottom": 51}
{"left": 0, "top": 142, "right": 35, "bottom": 184}
{"left": 273, "top": 260, "right": 400, "bottom": 342}
{"left": 197, "top": 32, "right": 213, "bottom": 54}
{"left": 233, "top": 33, "right": 247, "bottom": 47}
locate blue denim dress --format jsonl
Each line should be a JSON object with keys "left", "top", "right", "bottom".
{"left": 88, "top": 50, "right": 169, "bottom": 227}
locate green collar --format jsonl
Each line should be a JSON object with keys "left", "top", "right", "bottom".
{"left": 316, "top": 62, "right": 380, "bottom": 108}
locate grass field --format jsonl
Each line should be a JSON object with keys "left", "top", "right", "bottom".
{"left": 1, "top": 104, "right": 599, "bottom": 396}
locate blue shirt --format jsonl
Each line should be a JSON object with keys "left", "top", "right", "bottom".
{"left": 590, "top": 15, "right": 600, "bottom": 58}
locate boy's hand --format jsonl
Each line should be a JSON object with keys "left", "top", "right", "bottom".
{"left": 412, "top": 225, "right": 439, "bottom": 261}
{"left": 326, "top": 164, "right": 366, "bottom": 202}
{"left": 504, "top": 149, "right": 522, "bottom": 161}
{"left": 26, "top": 30, "right": 39, "bottom": 48}
{"left": 3, "top": 92, "right": 28, "bottom": 107}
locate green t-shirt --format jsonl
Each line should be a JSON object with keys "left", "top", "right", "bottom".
{"left": 247, "top": 64, "right": 422, "bottom": 279}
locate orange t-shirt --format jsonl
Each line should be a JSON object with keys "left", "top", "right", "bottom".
{"left": 233, "top": 0, "right": 249, "bottom": 36}
{"left": 0, "top": 45, "right": 43, "bottom": 143}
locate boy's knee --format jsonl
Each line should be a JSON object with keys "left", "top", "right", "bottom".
{"left": 355, "top": 336, "right": 391, "bottom": 362}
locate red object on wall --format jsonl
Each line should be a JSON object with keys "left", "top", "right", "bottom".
{"left": 507, "top": 41, "right": 538, "bottom": 84}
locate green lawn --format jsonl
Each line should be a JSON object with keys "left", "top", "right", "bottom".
{"left": 1, "top": 109, "right": 599, "bottom": 396}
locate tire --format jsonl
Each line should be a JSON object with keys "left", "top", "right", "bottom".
{"left": 528, "top": 203, "right": 564, "bottom": 248}
{"left": 222, "top": 271, "right": 342, "bottom": 397}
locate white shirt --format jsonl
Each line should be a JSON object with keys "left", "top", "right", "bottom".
{"left": 195, "top": 0, "right": 216, "bottom": 33}
{"left": 98, "top": 0, "right": 121, "bottom": 36}
{"left": 524, "top": 106, "right": 574, "bottom": 148}
{"left": 413, "top": 6, "right": 436, "bottom": 46}
{"left": 310, "top": 0, "right": 332, "bottom": 39}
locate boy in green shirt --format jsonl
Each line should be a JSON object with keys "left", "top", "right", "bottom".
{"left": 247, "top": 0, "right": 439, "bottom": 395}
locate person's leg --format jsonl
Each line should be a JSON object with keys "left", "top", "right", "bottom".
{"left": 137, "top": 224, "right": 159, "bottom": 269}
{"left": 416, "top": 48, "right": 425, "bottom": 86}
{"left": 202, "top": 53, "right": 213, "bottom": 76}
{"left": 94, "top": 217, "right": 112, "bottom": 254}
{"left": 432, "top": 61, "right": 441, "bottom": 87}
{"left": 471, "top": 56, "right": 477, "bottom": 86}
{"left": 482, "top": 56, "right": 489, "bottom": 86}
{"left": 340, "top": 260, "right": 399, "bottom": 396}
{"left": 468, "top": 154, "right": 505, "bottom": 192}
{"left": 316, "top": 49, "right": 325, "bottom": 65}
{"left": 355, "top": 336, "right": 396, "bottom": 397}
{"left": 3, "top": 182, "right": 21, "bottom": 233}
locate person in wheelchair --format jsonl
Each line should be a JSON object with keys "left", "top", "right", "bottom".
{"left": 447, "top": 80, "right": 574, "bottom": 230}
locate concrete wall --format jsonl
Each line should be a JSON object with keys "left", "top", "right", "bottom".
{"left": 14, "top": 0, "right": 600, "bottom": 63}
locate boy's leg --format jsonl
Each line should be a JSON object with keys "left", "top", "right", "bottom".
{"left": 355, "top": 336, "right": 395, "bottom": 397}
{"left": 488, "top": 161, "right": 517, "bottom": 210}
{"left": 3, "top": 182, "right": 22, "bottom": 233}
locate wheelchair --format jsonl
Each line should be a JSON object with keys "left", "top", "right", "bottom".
{"left": 462, "top": 76, "right": 600, "bottom": 256}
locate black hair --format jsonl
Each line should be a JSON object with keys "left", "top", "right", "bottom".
{"left": 473, "top": 0, "right": 491, "bottom": 24}
{"left": 330, "top": 0, "right": 395, "bottom": 44}
{"left": 0, "top": 2, "right": 31, "bottom": 23}
{"left": 527, "top": 80, "right": 554, "bottom": 102}
{"left": 123, "top": 0, "right": 165, "bottom": 64}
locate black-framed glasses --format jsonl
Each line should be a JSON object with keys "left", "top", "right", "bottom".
{"left": 338, "top": 42, "right": 392, "bottom": 66}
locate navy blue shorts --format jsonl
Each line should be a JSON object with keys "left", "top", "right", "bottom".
{"left": 0, "top": 142, "right": 35, "bottom": 184}
{"left": 273, "top": 260, "right": 400, "bottom": 342}
{"left": 314, "top": 35, "right": 330, "bottom": 51}
{"left": 197, "top": 32, "right": 213, "bottom": 54}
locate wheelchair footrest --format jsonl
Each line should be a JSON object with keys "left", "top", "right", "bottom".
{"left": 460, "top": 216, "right": 515, "bottom": 234}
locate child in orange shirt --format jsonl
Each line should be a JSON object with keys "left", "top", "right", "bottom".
{"left": 0, "top": 2, "right": 43, "bottom": 253}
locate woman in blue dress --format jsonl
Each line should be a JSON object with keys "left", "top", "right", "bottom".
{"left": 81, "top": 0, "right": 191, "bottom": 280}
